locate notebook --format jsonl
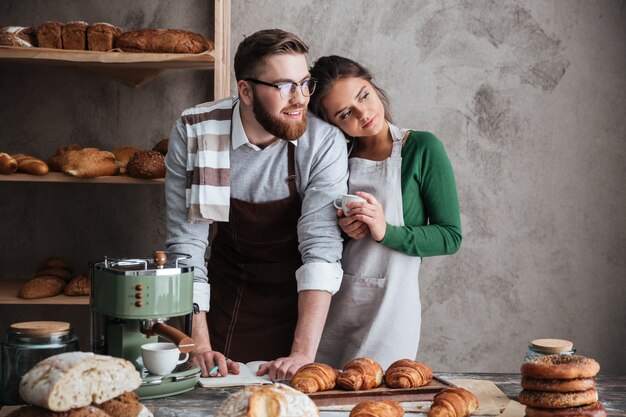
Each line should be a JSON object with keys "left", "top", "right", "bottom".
{"left": 198, "top": 360, "right": 273, "bottom": 388}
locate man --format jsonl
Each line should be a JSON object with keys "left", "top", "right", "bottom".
{"left": 165, "top": 29, "right": 348, "bottom": 380}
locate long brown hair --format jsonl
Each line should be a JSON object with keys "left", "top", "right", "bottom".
{"left": 234, "top": 29, "right": 309, "bottom": 81}
{"left": 308, "top": 55, "right": 393, "bottom": 124}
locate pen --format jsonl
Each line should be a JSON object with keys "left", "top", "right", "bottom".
{"left": 208, "top": 357, "right": 228, "bottom": 376}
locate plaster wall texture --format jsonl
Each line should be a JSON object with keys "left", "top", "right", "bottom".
{"left": 0, "top": 0, "right": 624, "bottom": 373}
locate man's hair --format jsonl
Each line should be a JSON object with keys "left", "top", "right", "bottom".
{"left": 234, "top": 29, "right": 309, "bottom": 81}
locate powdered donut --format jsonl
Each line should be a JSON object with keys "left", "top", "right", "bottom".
{"left": 525, "top": 402, "right": 606, "bottom": 417}
{"left": 521, "top": 355, "right": 600, "bottom": 379}
{"left": 519, "top": 389, "right": 598, "bottom": 409}
{"left": 521, "top": 376, "right": 596, "bottom": 392}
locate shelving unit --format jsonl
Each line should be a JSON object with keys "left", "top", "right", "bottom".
{"left": 0, "top": 172, "right": 164, "bottom": 184}
{"left": 0, "top": 280, "right": 88, "bottom": 305}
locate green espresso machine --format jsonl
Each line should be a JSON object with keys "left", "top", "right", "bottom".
{"left": 90, "top": 251, "right": 201, "bottom": 399}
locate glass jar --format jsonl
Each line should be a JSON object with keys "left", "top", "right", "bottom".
{"left": 525, "top": 338, "right": 575, "bottom": 361}
{"left": 1, "top": 321, "right": 79, "bottom": 404}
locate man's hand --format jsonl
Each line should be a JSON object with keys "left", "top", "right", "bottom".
{"left": 338, "top": 209, "right": 370, "bottom": 239}
{"left": 192, "top": 348, "right": 240, "bottom": 377}
{"left": 256, "top": 352, "right": 311, "bottom": 381}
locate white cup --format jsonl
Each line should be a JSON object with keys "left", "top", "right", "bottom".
{"left": 333, "top": 193, "right": 366, "bottom": 215}
{"left": 141, "top": 342, "right": 189, "bottom": 375}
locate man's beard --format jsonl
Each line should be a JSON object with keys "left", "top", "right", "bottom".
{"left": 253, "top": 97, "right": 307, "bottom": 141}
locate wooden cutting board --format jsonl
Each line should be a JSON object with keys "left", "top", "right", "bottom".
{"left": 308, "top": 376, "right": 454, "bottom": 406}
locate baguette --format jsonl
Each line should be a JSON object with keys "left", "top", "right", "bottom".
{"left": 115, "top": 28, "right": 212, "bottom": 53}
{"left": 13, "top": 153, "right": 49, "bottom": 175}
{"left": 0, "top": 152, "right": 18, "bottom": 174}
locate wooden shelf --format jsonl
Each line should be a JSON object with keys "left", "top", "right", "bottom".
{"left": 0, "top": 46, "right": 215, "bottom": 87}
{"left": 0, "top": 172, "right": 164, "bottom": 184}
{"left": 0, "top": 279, "right": 89, "bottom": 305}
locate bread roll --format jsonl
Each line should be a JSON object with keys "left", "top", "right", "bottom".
{"left": 20, "top": 352, "right": 142, "bottom": 411}
{"left": 18, "top": 276, "right": 66, "bottom": 299}
{"left": 337, "top": 358, "right": 383, "bottom": 391}
{"left": 126, "top": 150, "right": 165, "bottom": 179}
{"left": 291, "top": 363, "right": 338, "bottom": 393}
{"left": 112, "top": 146, "right": 142, "bottom": 174}
{"left": 0, "top": 32, "right": 32, "bottom": 47}
{"left": 13, "top": 153, "right": 49, "bottom": 175}
{"left": 216, "top": 383, "right": 318, "bottom": 417}
{"left": 64, "top": 274, "right": 90, "bottom": 296}
{"left": 0, "top": 152, "right": 18, "bottom": 174}
{"left": 35, "top": 268, "right": 74, "bottom": 282}
{"left": 36, "top": 21, "right": 63, "bottom": 49}
{"left": 115, "top": 28, "right": 213, "bottom": 53}
{"left": 62, "top": 148, "right": 119, "bottom": 178}
{"left": 350, "top": 400, "right": 405, "bottom": 417}
{"left": 152, "top": 138, "right": 169, "bottom": 155}
{"left": 87, "top": 23, "right": 122, "bottom": 52}
{"left": 62, "top": 21, "right": 88, "bottom": 50}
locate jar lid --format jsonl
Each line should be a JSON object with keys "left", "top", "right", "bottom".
{"left": 531, "top": 338, "right": 574, "bottom": 352}
{"left": 10, "top": 321, "right": 71, "bottom": 335}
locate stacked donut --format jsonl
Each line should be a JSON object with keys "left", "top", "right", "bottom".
{"left": 519, "top": 354, "right": 605, "bottom": 417}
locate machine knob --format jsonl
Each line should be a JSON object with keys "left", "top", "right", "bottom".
{"left": 135, "top": 284, "right": 143, "bottom": 291}
{"left": 153, "top": 251, "right": 167, "bottom": 268}
{"left": 135, "top": 293, "right": 143, "bottom": 299}
{"left": 135, "top": 301, "right": 143, "bottom": 307}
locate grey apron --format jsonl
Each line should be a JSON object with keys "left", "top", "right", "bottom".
{"left": 316, "top": 124, "right": 422, "bottom": 370}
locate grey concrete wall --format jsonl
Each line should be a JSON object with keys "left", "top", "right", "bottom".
{"left": 1, "top": 1, "right": 625, "bottom": 374}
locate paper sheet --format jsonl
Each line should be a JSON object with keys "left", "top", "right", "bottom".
{"left": 198, "top": 360, "right": 272, "bottom": 388}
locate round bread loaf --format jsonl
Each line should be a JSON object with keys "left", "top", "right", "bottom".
{"left": 62, "top": 148, "right": 119, "bottom": 178}
{"left": 18, "top": 276, "right": 66, "bottom": 299}
{"left": 127, "top": 150, "right": 165, "bottom": 179}
{"left": 519, "top": 389, "right": 598, "bottom": 409}
{"left": 521, "top": 355, "right": 600, "bottom": 379}
{"left": 521, "top": 376, "right": 596, "bottom": 392}
{"left": 64, "top": 274, "right": 90, "bottom": 296}
{"left": 112, "top": 146, "right": 142, "bottom": 174}
{"left": 152, "top": 138, "right": 169, "bottom": 155}
{"left": 96, "top": 391, "right": 142, "bottom": 417}
{"left": 525, "top": 402, "right": 606, "bottom": 417}
{"left": 216, "top": 383, "right": 318, "bottom": 417}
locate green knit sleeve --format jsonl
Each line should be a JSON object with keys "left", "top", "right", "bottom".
{"left": 380, "top": 131, "right": 462, "bottom": 257}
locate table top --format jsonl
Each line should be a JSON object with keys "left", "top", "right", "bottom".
{"left": 142, "top": 372, "right": 626, "bottom": 416}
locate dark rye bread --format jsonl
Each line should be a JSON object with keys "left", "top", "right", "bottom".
{"left": 36, "top": 21, "right": 63, "bottom": 48}
{"left": 126, "top": 151, "right": 165, "bottom": 179}
{"left": 62, "top": 21, "right": 88, "bottom": 50}
{"left": 87, "top": 23, "right": 122, "bottom": 51}
{"left": 6, "top": 406, "right": 111, "bottom": 417}
{"left": 115, "top": 28, "right": 212, "bottom": 53}
{"left": 18, "top": 276, "right": 66, "bottom": 299}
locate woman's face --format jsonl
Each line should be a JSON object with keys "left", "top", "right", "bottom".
{"left": 321, "top": 77, "right": 386, "bottom": 138}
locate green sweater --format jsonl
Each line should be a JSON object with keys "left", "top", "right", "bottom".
{"left": 380, "top": 131, "right": 462, "bottom": 257}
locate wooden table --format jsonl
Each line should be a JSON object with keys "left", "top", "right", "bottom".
{"left": 141, "top": 373, "right": 626, "bottom": 416}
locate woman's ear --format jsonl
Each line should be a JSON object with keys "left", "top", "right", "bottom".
{"left": 238, "top": 80, "right": 254, "bottom": 106}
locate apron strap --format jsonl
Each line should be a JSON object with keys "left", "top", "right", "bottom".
{"left": 285, "top": 142, "right": 298, "bottom": 196}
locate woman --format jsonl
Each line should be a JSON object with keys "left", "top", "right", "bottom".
{"left": 308, "top": 56, "right": 462, "bottom": 369}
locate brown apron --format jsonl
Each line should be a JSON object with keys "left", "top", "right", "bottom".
{"left": 207, "top": 142, "right": 301, "bottom": 362}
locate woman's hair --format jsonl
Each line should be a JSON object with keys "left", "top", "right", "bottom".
{"left": 234, "top": 29, "right": 309, "bottom": 81}
{"left": 308, "top": 55, "right": 393, "bottom": 124}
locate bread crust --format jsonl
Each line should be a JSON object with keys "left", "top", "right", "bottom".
{"left": 521, "top": 355, "right": 600, "bottom": 379}
{"left": 519, "top": 389, "right": 598, "bottom": 409}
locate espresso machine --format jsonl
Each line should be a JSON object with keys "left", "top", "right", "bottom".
{"left": 90, "top": 251, "right": 201, "bottom": 399}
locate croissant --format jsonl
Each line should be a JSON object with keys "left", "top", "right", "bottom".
{"left": 337, "top": 358, "right": 383, "bottom": 391}
{"left": 385, "top": 359, "right": 433, "bottom": 388}
{"left": 428, "top": 387, "right": 479, "bottom": 417}
{"left": 350, "top": 400, "right": 405, "bottom": 417}
{"left": 291, "top": 363, "right": 339, "bottom": 393}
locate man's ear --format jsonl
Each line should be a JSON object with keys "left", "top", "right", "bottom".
{"left": 238, "top": 80, "right": 254, "bottom": 106}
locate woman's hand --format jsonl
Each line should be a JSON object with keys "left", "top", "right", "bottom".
{"left": 344, "top": 191, "right": 387, "bottom": 242}
{"left": 338, "top": 209, "right": 370, "bottom": 239}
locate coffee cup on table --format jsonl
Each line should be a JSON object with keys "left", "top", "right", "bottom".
{"left": 141, "top": 342, "right": 189, "bottom": 375}
{"left": 333, "top": 193, "right": 367, "bottom": 215}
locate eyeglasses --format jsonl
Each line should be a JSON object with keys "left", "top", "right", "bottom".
{"left": 245, "top": 78, "right": 317, "bottom": 99}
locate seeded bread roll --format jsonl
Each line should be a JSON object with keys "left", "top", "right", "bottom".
{"left": 62, "top": 148, "right": 119, "bottom": 178}
{"left": 0, "top": 32, "right": 33, "bottom": 47}
{"left": 19, "top": 352, "right": 142, "bottom": 411}
{"left": 0, "top": 152, "right": 18, "bottom": 174}
{"left": 62, "top": 21, "right": 88, "bottom": 50}
{"left": 87, "top": 23, "right": 122, "bottom": 51}
{"left": 18, "top": 276, "right": 66, "bottom": 299}
{"left": 126, "top": 150, "right": 165, "bottom": 179}
{"left": 64, "top": 273, "right": 90, "bottom": 296}
{"left": 115, "top": 28, "right": 212, "bottom": 53}
{"left": 112, "top": 146, "right": 142, "bottom": 174}
{"left": 36, "top": 21, "right": 63, "bottom": 48}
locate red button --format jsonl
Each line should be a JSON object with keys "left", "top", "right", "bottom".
{"left": 135, "top": 301, "right": 143, "bottom": 307}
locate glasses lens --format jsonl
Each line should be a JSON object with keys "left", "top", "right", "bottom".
{"left": 277, "top": 83, "right": 296, "bottom": 99}
{"left": 303, "top": 79, "right": 316, "bottom": 97}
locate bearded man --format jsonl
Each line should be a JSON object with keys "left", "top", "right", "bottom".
{"left": 165, "top": 29, "right": 348, "bottom": 381}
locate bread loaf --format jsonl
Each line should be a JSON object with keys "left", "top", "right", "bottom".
{"left": 13, "top": 153, "right": 49, "bottom": 175}
{"left": 87, "top": 23, "right": 122, "bottom": 51}
{"left": 1, "top": 26, "right": 37, "bottom": 45}
{"left": 0, "top": 32, "right": 33, "bottom": 47}
{"left": 64, "top": 274, "right": 90, "bottom": 296}
{"left": 62, "top": 21, "right": 88, "bottom": 50}
{"left": 20, "top": 352, "right": 142, "bottom": 411}
{"left": 62, "top": 148, "right": 119, "bottom": 178}
{"left": 6, "top": 405, "right": 111, "bottom": 417}
{"left": 36, "top": 21, "right": 63, "bottom": 48}
{"left": 18, "top": 276, "right": 66, "bottom": 299}
{"left": 152, "top": 138, "right": 169, "bottom": 155}
{"left": 35, "top": 268, "right": 74, "bottom": 282}
{"left": 0, "top": 152, "right": 18, "bottom": 174}
{"left": 112, "top": 146, "right": 142, "bottom": 174}
{"left": 350, "top": 400, "right": 405, "bottom": 417}
{"left": 126, "top": 150, "right": 165, "bottom": 179}
{"left": 48, "top": 144, "right": 82, "bottom": 172}
{"left": 37, "top": 257, "right": 73, "bottom": 273}
{"left": 115, "top": 28, "right": 213, "bottom": 53}
{"left": 216, "top": 383, "right": 319, "bottom": 417}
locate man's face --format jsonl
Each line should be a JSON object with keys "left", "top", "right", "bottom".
{"left": 250, "top": 54, "right": 310, "bottom": 141}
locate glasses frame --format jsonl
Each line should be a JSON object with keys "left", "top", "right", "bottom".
{"left": 245, "top": 78, "right": 317, "bottom": 99}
